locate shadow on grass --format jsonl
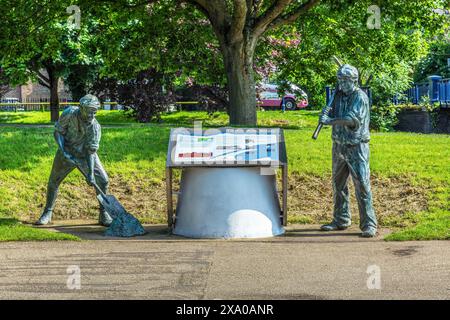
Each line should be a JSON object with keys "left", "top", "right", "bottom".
{"left": 155, "top": 114, "right": 225, "bottom": 127}
{"left": 0, "top": 113, "right": 33, "bottom": 123}
{"left": 156, "top": 118, "right": 304, "bottom": 129}
{"left": 0, "top": 218, "right": 19, "bottom": 227}
{"left": 96, "top": 110, "right": 136, "bottom": 124}
{"left": 154, "top": 111, "right": 315, "bottom": 129}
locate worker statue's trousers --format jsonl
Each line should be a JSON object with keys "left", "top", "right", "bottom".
{"left": 43, "top": 150, "right": 109, "bottom": 213}
{"left": 331, "top": 142, "right": 377, "bottom": 230}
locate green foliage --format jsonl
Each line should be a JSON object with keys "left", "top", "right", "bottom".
{"left": 0, "top": 0, "right": 105, "bottom": 122}
{"left": 0, "top": 218, "right": 79, "bottom": 241}
{"left": 267, "top": 0, "right": 447, "bottom": 108}
{"left": 78, "top": 1, "right": 226, "bottom": 121}
{"left": 2, "top": 1, "right": 447, "bottom": 120}
{"left": 370, "top": 100, "right": 442, "bottom": 132}
{"left": 370, "top": 104, "right": 400, "bottom": 132}
{"left": 88, "top": 0, "right": 223, "bottom": 85}
{"left": 414, "top": 40, "right": 450, "bottom": 82}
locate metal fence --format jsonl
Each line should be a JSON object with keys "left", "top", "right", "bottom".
{"left": 393, "top": 75, "right": 450, "bottom": 107}
{"left": 438, "top": 78, "right": 450, "bottom": 106}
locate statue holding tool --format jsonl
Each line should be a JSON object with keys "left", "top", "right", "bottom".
{"left": 35, "top": 94, "right": 145, "bottom": 237}
{"left": 313, "top": 64, "right": 378, "bottom": 238}
{"left": 35, "top": 94, "right": 112, "bottom": 226}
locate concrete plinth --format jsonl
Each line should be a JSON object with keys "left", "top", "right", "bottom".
{"left": 173, "top": 167, "right": 284, "bottom": 239}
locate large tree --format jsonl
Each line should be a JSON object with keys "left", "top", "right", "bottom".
{"left": 182, "top": 0, "right": 319, "bottom": 125}
{"left": 3, "top": 0, "right": 447, "bottom": 123}
{"left": 1, "top": 1, "right": 66, "bottom": 121}
{"left": 252, "top": 0, "right": 448, "bottom": 107}
{"left": 79, "top": 0, "right": 228, "bottom": 121}
{"left": 0, "top": 0, "right": 102, "bottom": 121}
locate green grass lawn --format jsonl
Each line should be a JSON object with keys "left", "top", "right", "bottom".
{"left": 0, "top": 110, "right": 448, "bottom": 241}
{"left": 0, "top": 110, "right": 137, "bottom": 125}
{"left": 0, "top": 109, "right": 319, "bottom": 128}
{"left": 0, "top": 218, "right": 79, "bottom": 241}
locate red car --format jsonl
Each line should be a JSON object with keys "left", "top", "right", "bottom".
{"left": 257, "top": 83, "right": 308, "bottom": 110}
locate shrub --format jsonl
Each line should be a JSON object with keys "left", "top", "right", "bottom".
{"left": 370, "top": 104, "right": 400, "bottom": 132}
{"left": 91, "top": 68, "right": 178, "bottom": 122}
{"left": 370, "top": 101, "right": 441, "bottom": 132}
{"left": 175, "top": 84, "right": 228, "bottom": 114}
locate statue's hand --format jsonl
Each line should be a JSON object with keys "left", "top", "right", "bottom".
{"left": 86, "top": 174, "right": 96, "bottom": 186}
{"left": 63, "top": 152, "right": 77, "bottom": 165}
{"left": 319, "top": 114, "right": 333, "bottom": 125}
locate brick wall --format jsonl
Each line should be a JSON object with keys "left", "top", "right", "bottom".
{"left": 2, "top": 70, "right": 72, "bottom": 102}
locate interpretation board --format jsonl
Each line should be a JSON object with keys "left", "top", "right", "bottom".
{"left": 165, "top": 127, "right": 288, "bottom": 237}
{"left": 166, "top": 127, "right": 287, "bottom": 167}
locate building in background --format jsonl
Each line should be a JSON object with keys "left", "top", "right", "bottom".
{"left": 1, "top": 69, "right": 72, "bottom": 104}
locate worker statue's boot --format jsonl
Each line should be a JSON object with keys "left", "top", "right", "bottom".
{"left": 320, "top": 221, "right": 351, "bottom": 231}
{"left": 98, "top": 209, "right": 113, "bottom": 227}
{"left": 34, "top": 209, "right": 53, "bottom": 225}
{"left": 361, "top": 226, "right": 377, "bottom": 238}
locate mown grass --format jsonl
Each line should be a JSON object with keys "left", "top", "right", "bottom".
{"left": 0, "top": 110, "right": 448, "bottom": 241}
{"left": 0, "top": 110, "right": 136, "bottom": 125}
{"left": 0, "top": 218, "right": 79, "bottom": 241}
{"left": 0, "top": 109, "right": 319, "bottom": 128}
{"left": 384, "top": 210, "right": 449, "bottom": 241}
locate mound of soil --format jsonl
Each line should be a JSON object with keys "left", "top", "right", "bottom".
{"left": 32, "top": 173, "right": 435, "bottom": 227}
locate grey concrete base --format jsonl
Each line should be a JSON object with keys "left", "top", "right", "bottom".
{"left": 173, "top": 167, "right": 284, "bottom": 239}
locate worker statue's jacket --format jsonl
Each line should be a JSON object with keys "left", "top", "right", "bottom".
{"left": 329, "top": 88, "right": 370, "bottom": 145}
{"left": 55, "top": 106, "right": 101, "bottom": 159}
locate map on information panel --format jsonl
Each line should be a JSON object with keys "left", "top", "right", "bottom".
{"left": 167, "top": 128, "right": 284, "bottom": 167}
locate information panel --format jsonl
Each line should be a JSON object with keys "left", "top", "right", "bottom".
{"left": 166, "top": 127, "right": 286, "bottom": 167}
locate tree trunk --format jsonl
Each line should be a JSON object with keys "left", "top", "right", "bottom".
{"left": 223, "top": 41, "right": 257, "bottom": 126}
{"left": 47, "top": 66, "right": 60, "bottom": 122}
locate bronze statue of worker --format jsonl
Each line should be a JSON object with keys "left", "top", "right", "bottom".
{"left": 319, "top": 64, "right": 377, "bottom": 237}
{"left": 35, "top": 94, "right": 112, "bottom": 226}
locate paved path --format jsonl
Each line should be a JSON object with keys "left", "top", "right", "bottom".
{"left": 0, "top": 222, "right": 448, "bottom": 299}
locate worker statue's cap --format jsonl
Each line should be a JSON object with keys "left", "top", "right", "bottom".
{"left": 79, "top": 94, "right": 100, "bottom": 110}
{"left": 337, "top": 64, "right": 359, "bottom": 81}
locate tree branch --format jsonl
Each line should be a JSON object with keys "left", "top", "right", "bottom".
{"left": 229, "top": 0, "right": 248, "bottom": 44}
{"left": 36, "top": 70, "right": 50, "bottom": 86}
{"left": 253, "top": 0, "right": 292, "bottom": 38}
{"left": 37, "top": 77, "right": 51, "bottom": 89}
{"left": 186, "top": 0, "right": 232, "bottom": 49}
{"left": 268, "top": 0, "right": 320, "bottom": 30}
{"left": 252, "top": 0, "right": 264, "bottom": 16}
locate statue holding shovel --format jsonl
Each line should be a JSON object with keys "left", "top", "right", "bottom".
{"left": 35, "top": 94, "right": 145, "bottom": 237}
